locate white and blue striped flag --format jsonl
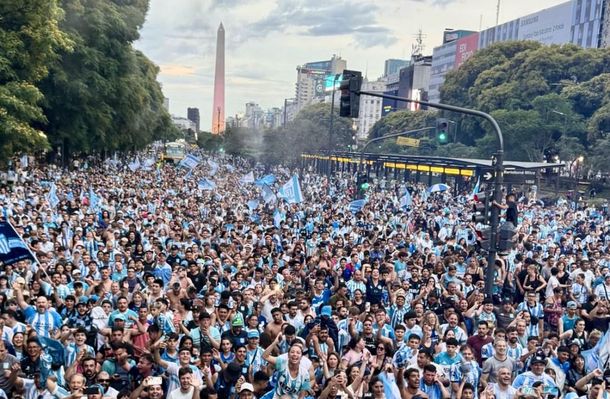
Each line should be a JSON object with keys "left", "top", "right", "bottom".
{"left": 48, "top": 183, "right": 60, "bottom": 208}
{"left": 179, "top": 154, "right": 201, "bottom": 169}
{"left": 207, "top": 159, "right": 219, "bottom": 176}
{"left": 273, "top": 209, "right": 284, "bottom": 228}
{"left": 261, "top": 184, "right": 277, "bottom": 204}
{"left": 278, "top": 175, "right": 303, "bottom": 204}
{"left": 399, "top": 190, "right": 412, "bottom": 209}
{"left": 89, "top": 187, "right": 100, "bottom": 211}
{"left": 198, "top": 178, "right": 216, "bottom": 191}
{"left": 255, "top": 174, "right": 276, "bottom": 187}
{"left": 348, "top": 199, "right": 366, "bottom": 213}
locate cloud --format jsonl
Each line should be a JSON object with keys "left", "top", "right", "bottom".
{"left": 238, "top": 0, "right": 398, "bottom": 48}
{"left": 159, "top": 64, "right": 198, "bottom": 76}
{"left": 408, "top": 0, "right": 460, "bottom": 5}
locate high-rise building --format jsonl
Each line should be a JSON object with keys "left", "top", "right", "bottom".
{"left": 211, "top": 23, "right": 225, "bottom": 134}
{"left": 187, "top": 107, "right": 200, "bottom": 132}
{"left": 384, "top": 59, "right": 410, "bottom": 77}
{"left": 356, "top": 78, "right": 387, "bottom": 139}
{"left": 295, "top": 55, "right": 346, "bottom": 112}
{"left": 430, "top": 1, "right": 605, "bottom": 103}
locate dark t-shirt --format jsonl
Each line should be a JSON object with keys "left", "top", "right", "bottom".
{"left": 506, "top": 201, "right": 518, "bottom": 224}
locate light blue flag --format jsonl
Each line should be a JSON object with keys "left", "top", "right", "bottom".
{"left": 66, "top": 191, "right": 74, "bottom": 202}
{"left": 89, "top": 187, "right": 100, "bottom": 211}
{"left": 261, "top": 184, "right": 277, "bottom": 204}
{"left": 240, "top": 171, "right": 255, "bottom": 185}
{"left": 48, "top": 183, "right": 60, "bottom": 208}
{"left": 471, "top": 176, "right": 481, "bottom": 199}
{"left": 207, "top": 159, "right": 219, "bottom": 176}
{"left": 255, "top": 174, "right": 276, "bottom": 186}
{"left": 273, "top": 209, "right": 284, "bottom": 228}
{"left": 582, "top": 328, "right": 610, "bottom": 372}
{"left": 179, "top": 154, "right": 201, "bottom": 169}
{"left": 278, "top": 175, "right": 303, "bottom": 204}
{"left": 399, "top": 190, "right": 412, "bottom": 209}
{"left": 349, "top": 199, "right": 366, "bottom": 213}
{"left": 247, "top": 199, "right": 259, "bottom": 210}
{"left": 198, "top": 178, "right": 216, "bottom": 191}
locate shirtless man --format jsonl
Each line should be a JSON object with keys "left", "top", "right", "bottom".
{"left": 265, "top": 307, "right": 285, "bottom": 341}
{"left": 397, "top": 367, "right": 429, "bottom": 399}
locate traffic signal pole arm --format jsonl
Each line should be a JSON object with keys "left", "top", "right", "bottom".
{"left": 357, "top": 89, "right": 504, "bottom": 299}
{"left": 357, "top": 127, "right": 436, "bottom": 177}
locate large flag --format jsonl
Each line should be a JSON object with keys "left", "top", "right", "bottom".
{"left": 348, "top": 199, "right": 366, "bottom": 213}
{"left": 0, "top": 220, "right": 36, "bottom": 265}
{"left": 179, "top": 154, "right": 201, "bottom": 169}
{"left": 278, "top": 175, "right": 303, "bottom": 204}
{"left": 582, "top": 328, "right": 610, "bottom": 372}
{"left": 255, "top": 174, "right": 276, "bottom": 187}
{"left": 89, "top": 188, "right": 100, "bottom": 211}
{"left": 261, "top": 184, "right": 277, "bottom": 204}
{"left": 399, "top": 190, "right": 412, "bottom": 209}
{"left": 47, "top": 183, "right": 60, "bottom": 208}
{"left": 198, "top": 178, "right": 216, "bottom": 191}
{"left": 240, "top": 171, "right": 255, "bottom": 185}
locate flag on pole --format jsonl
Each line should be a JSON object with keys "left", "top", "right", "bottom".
{"left": 0, "top": 220, "right": 36, "bottom": 265}
{"left": 399, "top": 190, "right": 412, "bottom": 209}
{"left": 240, "top": 171, "right": 255, "bottom": 185}
{"left": 198, "top": 178, "right": 216, "bottom": 191}
{"left": 348, "top": 199, "right": 366, "bottom": 213}
{"left": 179, "top": 154, "right": 201, "bottom": 169}
{"left": 255, "top": 174, "right": 276, "bottom": 187}
{"left": 47, "top": 183, "right": 60, "bottom": 208}
{"left": 278, "top": 175, "right": 303, "bottom": 204}
{"left": 261, "top": 184, "right": 277, "bottom": 204}
{"left": 470, "top": 176, "right": 481, "bottom": 199}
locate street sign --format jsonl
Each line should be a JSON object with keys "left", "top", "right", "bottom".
{"left": 503, "top": 170, "right": 537, "bottom": 185}
{"left": 396, "top": 137, "right": 420, "bottom": 147}
{"left": 482, "top": 171, "right": 494, "bottom": 182}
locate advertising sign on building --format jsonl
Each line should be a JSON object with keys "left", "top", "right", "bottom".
{"left": 517, "top": 1, "right": 572, "bottom": 45}
{"left": 454, "top": 33, "right": 480, "bottom": 68}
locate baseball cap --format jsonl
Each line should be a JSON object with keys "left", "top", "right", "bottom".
{"left": 239, "top": 382, "right": 254, "bottom": 393}
{"left": 247, "top": 330, "right": 260, "bottom": 339}
{"left": 567, "top": 301, "right": 577, "bottom": 309}
{"left": 531, "top": 355, "right": 546, "bottom": 365}
{"left": 231, "top": 314, "right": 244, "bottom": 327}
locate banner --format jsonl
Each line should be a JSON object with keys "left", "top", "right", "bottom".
{"left": 179, "top": 154, "right": 201, "bottom": 170}
{"left": 278, "top": 175, "right": 303, "bottom": 204}
{"left": 0, "top": 221, "right": 36, "bottom": 265}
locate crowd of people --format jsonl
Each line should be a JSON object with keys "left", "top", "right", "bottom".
{"left": 0, "top": 150, "right": 608, "bottom": 399}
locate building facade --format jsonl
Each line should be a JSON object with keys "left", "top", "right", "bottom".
{"left": 356, "top": 78, "right": 387, "bottom": 140}
{"left": 384, "top": 59, "right": 410, "bottom": 77}
{"left": 295, "top": 55, "right": 346, "bottom": 112}
{"left": 187, "top": 107, "right": 200, "bottom": 133}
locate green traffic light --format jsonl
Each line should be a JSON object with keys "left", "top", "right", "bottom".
{"left": 438, "top": 132, "right": 448, "bottom": 143}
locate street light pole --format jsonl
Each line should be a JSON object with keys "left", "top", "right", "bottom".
{"left": 357, "top": 90, "right": 504, "bottom": 299}
{"left": 327, "top": 73, "right": 342, "bottom": 177}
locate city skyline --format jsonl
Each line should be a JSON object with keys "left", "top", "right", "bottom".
{"left": 135, "top": 0, "right": 570, "bottom": 129}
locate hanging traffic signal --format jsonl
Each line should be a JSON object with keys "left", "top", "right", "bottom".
{"left": 436, "top": 118, "right": 449, "bottom": 144}
{"left": 472, "top": 192, "right": 491, "bottom": 224}
{"left": 498, "top": 222, "right": 517, "bottom": 251}
{"left": 479, "top": 227, "right": 492, "bottom": 250}
{"left": 339, "top": 70, "right": 363, "bottom": 118}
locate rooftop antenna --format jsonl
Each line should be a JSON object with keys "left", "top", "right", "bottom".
{"left": 412, "top": 29, "right": 426, "bottom": 57}
{"left": 496, "top": 0, "right": 501, "bottom": 25}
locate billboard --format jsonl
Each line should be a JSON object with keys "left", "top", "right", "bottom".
{"left": 324, "top": 74, "right": 342, "bottom": 92}
{"left": 454, "top": 33, "right": 479, "bottom": 68}
{"left": 517, "top": 1, "right": 572, "bottom": 45}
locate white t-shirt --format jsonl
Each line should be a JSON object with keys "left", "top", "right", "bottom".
{"left": 168, "top": 386, "right": 195, "bottom": 399}
{"left": 492, "top": 383, "right": 517, "bottom": 399}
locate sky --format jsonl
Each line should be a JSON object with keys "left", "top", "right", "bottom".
{"left": 134, "top": 0, "right": 568, "bottom": 131}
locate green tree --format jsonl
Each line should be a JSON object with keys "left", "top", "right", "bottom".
{"left": 40, "top": 0, "right": 173, "bottom": 158}
{"left": 0, "top": 0, "right": 70, "bottom": 161}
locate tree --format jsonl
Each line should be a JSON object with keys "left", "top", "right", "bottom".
{"left": 39, "top": 0, "right": 173, "bottom": 158}
{"left": 0, "top": 0, "right": 70, "bottom": 162}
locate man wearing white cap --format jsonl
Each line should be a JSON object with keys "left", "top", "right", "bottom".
{"left": 238, "top": 382, "right": 255, "bottom": 399}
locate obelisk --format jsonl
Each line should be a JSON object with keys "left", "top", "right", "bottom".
{"left": 211, "top": 23, "right": 225, "bottom": 134}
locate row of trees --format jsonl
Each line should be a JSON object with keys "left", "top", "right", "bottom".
{"left": 0, "top": 0, "right": 178, "bottom": 163}
{"left": 367, "top": 42, "right": 610, "bottom": 174}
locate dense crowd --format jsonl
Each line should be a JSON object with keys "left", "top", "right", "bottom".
{"left": 0, "top": 150, "right": 609, "bottom": 399}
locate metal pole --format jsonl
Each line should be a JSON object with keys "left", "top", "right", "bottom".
{"left": 327, "top": 73, "right": 341, "bottom": 177}
{"left": 283, "top": 98, "right": 288, "bottom": 128}
{"left": 358, "top": 90, "right": 504, "bottom": 298}
{"left": 358, "top": 127, "right": 435, "bottom": 176}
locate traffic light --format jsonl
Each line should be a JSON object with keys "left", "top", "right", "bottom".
{"left": 339, "top": 70, "right": 363, "bottom": 118}
{"left": 479, "top": 227, "right": 492, "bottom": 250}
{"left": 472, "top": 192, "right": 491, "bottom": 224}
{"left": 436, "top": 118, "right": 449, "bottom": 144}
{"left": 498, "top": 222, "right": 517, "bottom": 251}
{"left": 355, "top": 173, "right": 368, "bottom": 199}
